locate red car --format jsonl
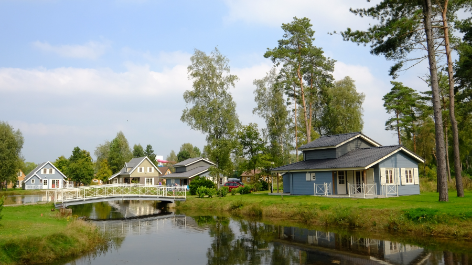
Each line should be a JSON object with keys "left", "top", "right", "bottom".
{"left": 224, "top": 181, "right": 244, "bottom": 191}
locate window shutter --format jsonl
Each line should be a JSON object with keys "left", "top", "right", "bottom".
{"left": 52, "top": 169, "right": 55, "bottom": 174}
{"left": 413, "top": 168, "right": 419, "bottom": 184}
{"left": 380, "top": 168, "right": 386, "bottom": 184}
{"left": 400, "top": 168, "right": 406, "bottom": 185}
{"left": 306, "top": 172, "right": 310, "bottom": 181}
{"left": 395, "top": 168, "right": 400, "bottom": 185}
{"left": 311, "top": 173, "right": 316, "bottom": 181}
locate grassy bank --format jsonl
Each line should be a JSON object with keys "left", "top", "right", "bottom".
{"left": 0, "top": 189, "right": 44, "bottom": 196}
{"left": 0, "top": 204, "right": 106, "bottom": 264}
{"left": 177, "top": 191, "right": 472, "bottom": 239}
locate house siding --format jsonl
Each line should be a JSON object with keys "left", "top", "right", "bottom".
{"left": 290, "top": 171, "right": 332, "bottom": 195}
{"left": 283, "top": 174, "right": 290, "bottom": 193}
{"left": 25, "top": 162, "right": 66, "bottom": 189}
{"left": 130, "top": 159, "right": 160, "bottom": 178}
{"left": 304, "top": 149, "right": 336, "bottom": 160}
{"left": 336, "top": 138, "right": 374, "bottom": 158}
{"left": 377, "top": 151, "right": 420, "bottom": 196}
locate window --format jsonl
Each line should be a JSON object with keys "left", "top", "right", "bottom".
{"left": 138, "top": 167, "right": 144, "bottom": 173}
{"left": 42, "top": 168, "right": 46, "bottom": 174}
{"left": 145, "top": 178, "right": 154, "bottom": 185}
{"left": 385, "top": 169, "right": 394, "bottom": 184}
{"left": 405, "top": 169, "right": 413, "bottom": 184}
{"left": 148, "top": 167, "right": 154, "bottom": 173}
{"left": 311, "top": 173, "right": 316, "bottom": 181}
{"left": 338, "top": 171, "right": 345, "bottom": 184}
{"left": 32, "top": 179, "right": 35, "bottom": 184}
{"left": 247, "top": 177, "right": 251, "bottom": 182}
{"left": 49, "top": 168, "right": 53, "bottom": 174}
{"left": 43, "top": 180, "right": 48, "bottom": 186}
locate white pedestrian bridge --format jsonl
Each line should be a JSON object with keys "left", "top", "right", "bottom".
{"left": 47, "top": 184, "right": 187, "bottom": 208}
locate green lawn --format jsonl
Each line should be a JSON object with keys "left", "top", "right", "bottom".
{"left": 185, "top": 191, "right": 472, "bottom": 217}
{"left": 0, "top": 204, "right": 68, "bottom": 243}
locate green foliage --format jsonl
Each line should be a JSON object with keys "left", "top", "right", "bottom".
{"left": 229, "top": 199, "right": 244, "bottom": 210}
{"left": 196, "top": 186, "right": 207, "bottom": 198}
{"left": 207, "top": 188, "right": 216, "bottom": 198}
{"left": 94, "top": 140, "right": 111, "bottom": 172}
{"left": 66, "top": 147, "right": 94, "bottom": 185}
{"left": 217, "top": 186, "right": 229, "bottom": 197}
{"left": 177, "top": 150, "right": 191, "bottom": 162}
{"left": 0, "top": 121, "right": 23, "bottom": 191}
{"left": 107, "top": 131, "right": 132, "bottom": 174}
{"left": 238, "top": 185, "right": 252, "bottom": 195}
{"left": 252, "top": 182, "right": 262, "bottom": 192}
{"left": 21, "top": 162, "right": 37, "bottom": 175}
{"left": 132, "top": 144, "right": 145, "bottom": 158}
{"left": 237, "top": 123, "right": 266, "bottom": 177}
{"left": 178, "top": 143, "right": 201, "bottom": 160}
{"left": 96, "top": 160, "right": 113, "bottom": 183}
{"left": 321, "top": 77, "right": 365, "bottom": 135}
{"left": 253, "top": 68, "right": 292, "bottom": 167}
{"left": 189, "top": 176, "right": 215, "bottom": 195}
{"left": 404, "top": 208, "right": 443, "bottom": 224}
{"left": 144, "top": 144, "right": 156, "bottom": 162}
{"left": 231, "top": 188, "right": 237, "bottom": 196}
{"left": 53, "top": 156, "right": 69, "bottom": 175}
{"left": 182, "top": 48, "right": 239, "bottom": 187}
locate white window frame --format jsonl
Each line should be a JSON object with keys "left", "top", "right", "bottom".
{"left": 43, "top": 179, "right": 48, "bottom": 186}
{"left": 138, "top": 167, "right": 144, "bottom": 173}
{"left": 145, "top": 178, "right": 154, "bottom": 186}
{"left": 385, "top": 168, "right": 394, "bottom": 184}
{"left": 147, "top": 167, "right": 154, "bottom": 173}
{"left": 403, "top": 168, "right": 414, "bottom": 185}
{"left": 338, "top": 171, "right": 345, "bottom": 184}
{"left": 306, "top": 172, "right": 316, "bottom": 181}
{"left": 32, "top": 179, "right": 35, "bottom": 184}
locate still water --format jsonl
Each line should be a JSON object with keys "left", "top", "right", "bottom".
{"left": 3, "top": 194, "right": 48, "bottom": 205}
{"left": 51, "top": 200, "right": 472, "bottom": 265}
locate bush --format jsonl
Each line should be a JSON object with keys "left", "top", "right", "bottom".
{"left": 189, "top": 176, "right": 215, "bottom": 195}
{"left": 239, "top": 185, "right": 252, "bottom": 195}
{"left": 217, "top": 187, "right": 229, "bottom": 197}
{"left": 196, "top": 186, "right": 207, "bottom": 198}
{"left": 207, "top": 188, "right": 217, "bottom": 198}
{"left": 404, "top": 208, "right": 442, "bottom": 224}
{"left": 252, "top": 182, "right": 262, "bottom": 192}
{"left": 231, "top": 188, "right": 238, "bottom": 196}
{"left": 230, "top": 199, "right": 244, "bottom": 210}
{"left": 260, "top": 180, "right": 269, "bottom": 191}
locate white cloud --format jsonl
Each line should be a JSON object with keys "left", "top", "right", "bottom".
{"left": 121, "top": 48, "right": 192, "bottom": 67}
{"left": 224, "top": 0, "right": 375, "bottom": 30}
{"left": 32, "top": 40, "right": 111, "bottom": 59}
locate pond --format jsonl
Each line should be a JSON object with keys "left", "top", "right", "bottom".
{"left": 50, "top": 200, "right": 472, "bottom": 265}
{"left": 3, "top": 194, "right": 49, "bottom": 205}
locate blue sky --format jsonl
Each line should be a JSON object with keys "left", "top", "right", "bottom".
{"left": 0, "top": 0, "right": 437, "bottom": 163}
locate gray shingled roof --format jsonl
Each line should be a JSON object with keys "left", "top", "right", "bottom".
{"left": 298, "top": 132, "right": 380, "bottom": 150}
{"left": 25, "top": 162, "right": 47, "bottom": 180}
{"left": 174, "top": 157, "right": 215, "bottom": 167}
{"left": 109, "top": 157, "right": 161, "bottom": 180}
{"left": 163, "top": 165, "right": 211, "bottom": 179}
{"left": 272, "top": 146, "right": 402, "bottom": 171}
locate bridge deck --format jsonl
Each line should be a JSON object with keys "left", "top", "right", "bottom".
{"left": 47, "top": 184, "right": 187, "bottom": 207}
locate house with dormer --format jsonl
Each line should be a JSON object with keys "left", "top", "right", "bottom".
{"left": 271, "top": 132, "right": 424, "bottom": 197}
{"left": 163, "top": 157, "right": 226, "bottom": 186}
{"left": 23, "top": 161, "right": 68, "bottom": 189}
{"left": 108, "top": 156, "right": 162, "bottom": 185}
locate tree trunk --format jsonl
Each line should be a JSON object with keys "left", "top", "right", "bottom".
{"left": 423, "top": 0, "right": 448, "bottom": 201}
{"left": 296, "top": 64, "right": 311, "bottom": 143}
{"left": 294, "top": 89, "right": 298, "bottom": 160}
{"left": 445, "top": 125, "right": 452, "bottom": 182}
{"left": 441, "top": 1, "right": 464, "bottom": 197}
{"left": 396, "top": 111, "right": 401, "bottom": 145}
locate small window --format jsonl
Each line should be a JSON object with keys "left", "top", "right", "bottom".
{"left": 148, "top": 167, "right": 154, "bottom": 173}
{"left": 32, "top": 179, "right": 35, "bottom": 184}
{"left": 405, "top": 169, "right": 413, "bottom": 183}
{"left": 49, "top": 168, "right": 53, "bottom": 174}
{"left": 43, "top": 180, "right": 48, "bottom": 186}
{"left": 386, "top": 169, "right": 394, "bottom": 184}
{"left": 311, "top": 173, "right": 316, "bottom": 181}
{"left": 247, "top": 177, "right": 251, "bottom": 182}
{"left": 145, "top": 178, "right": 153, "bottom": 185}
{"left": 338, "top": 171, "right": 345, "bottom": 184}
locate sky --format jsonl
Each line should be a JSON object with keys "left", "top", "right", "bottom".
{"left": 0, "top": 0, "right": 443, "bottom": 163}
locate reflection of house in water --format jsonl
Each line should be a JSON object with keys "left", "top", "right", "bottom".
{"left": 107, "top": 200, "right": 162, "bottom": 218}
{"left": 282, "top": 227, "right": 427, "bottom": 265}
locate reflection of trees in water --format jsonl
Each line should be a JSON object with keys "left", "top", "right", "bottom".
{"left": 203, "top": 217, "right": 298, "bottom": 265}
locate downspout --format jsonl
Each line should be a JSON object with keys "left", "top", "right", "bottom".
{"left": 290, "top": 173, "right": 293, "bottom": 195}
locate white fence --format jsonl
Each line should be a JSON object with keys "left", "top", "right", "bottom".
{"left": 381, "top": 184, "right": 398, "bottom": 197}
{"left": 47, "top": 184, "right": 186, "bottom": 205}
{"left": 314, "top": 183, "right": 332, "bottom": 196}
{"left": 348, "top": 183, "right": 377, "bottom": 198}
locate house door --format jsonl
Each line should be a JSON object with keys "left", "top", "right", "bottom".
{"left": 337, "top": 171, "right": 346, "bottom": 195}
{"left": 51, "top": 180, "right": 60, "bottom": 189}
{"left": 355, "top": 171, "right": 362, "bottom": 193}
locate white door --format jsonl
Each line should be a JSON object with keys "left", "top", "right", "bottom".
{"left": 43, "top": 179, "right": 48, "bottom": 189}
{"left": 337, "top": 171, "right": 347, "bottom": 194}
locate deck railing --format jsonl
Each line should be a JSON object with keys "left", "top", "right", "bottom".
{"left": 314, "top": 183, "right": 332, "bottom": 196}
{"left": 46, "top": 184, "right": 186, "bottom": 204}
{"left": 381, "top": 184, "right": 398, "bottom": 197}
{"left": 348, "top": 183, "right": 377, "bottom": 198}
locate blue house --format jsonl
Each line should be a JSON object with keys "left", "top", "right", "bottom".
{"left": 271, "top": 132, "right": 424, "bottom": 197}
{"left": 23, "top": 161, "right": 68, "bottom": 190}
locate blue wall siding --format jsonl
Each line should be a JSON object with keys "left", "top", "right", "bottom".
{"left": 290, "top": 171, "right": 332, "bottom": 195}
{"left": 24, "top": 175, "right": 41, "bottom": 185}
{"left": 336, "top": 138, "right": 374, "bottom": 158}
{"left": 283, "top": 174, "right": 290, "bottom": 193}
{"left": 304, "top": 149, "right": 336, "bottom": 160}
{"left": 378, "top": 151, "right": 420, "bottom": 195}
{"left": 24, "top": 162, "right": 66, "bottom": 189}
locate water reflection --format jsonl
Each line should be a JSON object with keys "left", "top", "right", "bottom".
{"left": 69, "top": 200, "right": 169, "bottom": 220}
{"left": 59, "top": 201, "right": 472, "bottom": 265}
{"left": 3, "top": 194, "right": 49, "bottom": 205}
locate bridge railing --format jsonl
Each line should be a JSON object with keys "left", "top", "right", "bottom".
{"left": 47, "top": 184, "right": 187, "bottom": 204}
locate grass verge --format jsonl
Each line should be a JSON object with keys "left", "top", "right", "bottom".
{"left": 177, "top": 191, "right": 472, "bottom": 239}
{"left": 0, "top": 204, "right": 106, "bottom": 264}
{"left": 0, "top": 189, "right": 44, "bottom": 196}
